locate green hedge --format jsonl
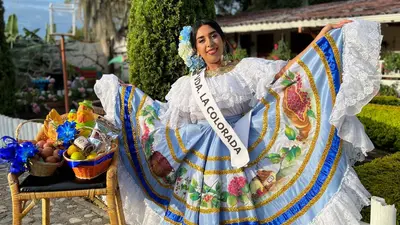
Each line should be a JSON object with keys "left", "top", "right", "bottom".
{"left": 128, "top": 0, "right": 215, "bottom": 100}
{"left": 379, "top": 84, "right": 398, "bottom": 97}
{"left": 0, "top": 0, "right": 16, "bottom": 116}
{"left": 355, "top": 152, "right": 400, "bottom": 224}
{"left": 370, "top": 96, "right": 400, "bottom": 106}
{"left": 357, "top": 104, "right": 400, "bottom": 152}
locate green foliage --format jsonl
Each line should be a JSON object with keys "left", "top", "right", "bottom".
{"left": 268, "top": 39, "right": 292, "bottom": 60}
{"left": 0, "top": 0, "right": 16, "bottom": 116}
{"left": 11, "top": 40, "right": 60, "bottom": 79}
{"left": 357, "top": 104, "right": 400, "bottom": 152}
{"left": 383, "top": 51, "right": 400, "bottom": 73}
{"left": 225, "top": 47, "right": 247, "bottom": 62}
{"left": 379, "top": 83, "right": 399, "bottom": 97}
{"left": 284, "top": 125, "right": 296, "bottom": 140}
{"left": 4, "top": 13, "right": 18, "bottom": 48}
{"left": 355, "top": 152, "right": 400, "bottom": 224}
{"left": 128, "top": 0, "right": 215, "bottom": 100}
{"left": 44, "top": 24, "right": 56, "bottom": 44}
{"left": 370, "top": 96, "right": 400, "bottom": 106}
{"left": 280, "top": 145, "right": 301, "bottom": 162}
{"left": 21, "top": 27, "right": 41, "bottom": 40}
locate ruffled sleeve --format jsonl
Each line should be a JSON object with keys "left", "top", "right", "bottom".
{"left": 235, "top": 58, "right": 287, "bottom": 99}
{"left": 93, "top": 74, "right": 120, "bottom": 125}
{"left": 330, "top": 20, "right": 382, "bottom": 157}
{"left": 158, "top": 76, "right": 193, "bottom": 128}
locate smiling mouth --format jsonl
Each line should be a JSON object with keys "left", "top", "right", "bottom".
{"left": 207, "top": 48, "right": 218, "bottom": 55}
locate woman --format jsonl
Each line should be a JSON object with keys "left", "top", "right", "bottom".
{"left": 95, "top": 18, "right": 381, "bottom": 225}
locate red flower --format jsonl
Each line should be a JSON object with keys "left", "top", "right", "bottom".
{"left": 203, "top": 194, "right": 213, "bottom": 202}
{"left": 228, "top": 176, "right": 247, "bottom": 196}
{"left": 142, "top": 124, "right": 150, "bottom": 141}
{"left": 274, "top": 44, "right": 278, "bottom": 50}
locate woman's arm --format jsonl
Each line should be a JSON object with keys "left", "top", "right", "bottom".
{"left": 273, "top": 19, "right": 353, "bottom": 82}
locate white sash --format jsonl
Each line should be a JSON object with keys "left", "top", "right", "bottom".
{"left": 190, "top": 70, "right": 250, "bottom": 168}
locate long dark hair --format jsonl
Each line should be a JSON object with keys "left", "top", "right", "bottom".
{"left": 190, "top": 19, "right": 226, "bottom": 50}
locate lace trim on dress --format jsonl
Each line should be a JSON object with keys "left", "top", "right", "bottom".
{"left": 330, "top": 19, "right": 382, "bottom": 155}
{"left": 310, "top": 166, "right": 370, "bottom": 225}
{"left": 235, "top": 58, "right": 287, "bottom": 100}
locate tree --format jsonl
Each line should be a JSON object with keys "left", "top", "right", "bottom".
{"left": 128, "top": 0, "right": 215, "bottom": 100}
{"left": 0, "top": 0, "right": 16, "bottom": 116}
{"left": 66, "top": 0, "right": 131, "bottom": 57}
{"left": 4, "top": 14, "right": 19, "bottom": 48}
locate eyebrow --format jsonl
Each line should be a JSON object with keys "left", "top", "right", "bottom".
{"left": 196, "top": 31, "right": 217, "bottom": 40}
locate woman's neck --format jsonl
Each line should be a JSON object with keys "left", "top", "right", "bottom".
{"left": 204, "top": 60, "right": 238, "bottom": 77}
{"left": 206, "top": 59, "right": 222, "bottom": 71}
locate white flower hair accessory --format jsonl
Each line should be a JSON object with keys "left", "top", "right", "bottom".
{"left": 178, "top": 26, "right": 205, "bottom": 73}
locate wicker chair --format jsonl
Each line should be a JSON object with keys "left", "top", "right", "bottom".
{"left": 7, "top": 150, "right": 125, "bottom": 225}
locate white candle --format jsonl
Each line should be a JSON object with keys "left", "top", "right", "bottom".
{"left": 370, "top": 196, "right": 397, "bottom": 225}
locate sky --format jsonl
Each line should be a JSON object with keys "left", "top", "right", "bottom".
{"left": 3, "top": 0, "right": 81, "bottom": 37}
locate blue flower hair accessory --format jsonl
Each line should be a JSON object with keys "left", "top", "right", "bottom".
{"left": 178, "top": 26, "right": 205, "bottom": 73}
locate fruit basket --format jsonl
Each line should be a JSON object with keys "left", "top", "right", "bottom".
{"left": 63, "top": 126, "right": 119, "bottom": 180}
{"left": 0, "top": 100, "right": 119, "bottom": 178}
{"left": 63, "top": 141, "right": 117, "bottom": 180}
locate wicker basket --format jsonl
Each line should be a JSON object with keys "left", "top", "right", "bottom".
{"left": 15, "top": 119, "right": 64, "bottom": 177}
{"left": 63, "top": 141, "right": 117, "bottom": 180}
{"left": 28, "top": 158, "right": 63, "bottom": 177}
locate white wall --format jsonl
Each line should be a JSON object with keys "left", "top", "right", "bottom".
{"left": 0, "top": 115, "right": 42, "bottom": 140}
{"left": 113, "top": 37, "right": 129, "bottom": 82}
{"left": 63, "top": 39, "right": 130, "bottom": 82}
{"left": 65, "top": 41, "right": 109, "bottom": 73}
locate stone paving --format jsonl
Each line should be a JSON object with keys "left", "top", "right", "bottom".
{"left": 0, "top": 164, "right": 113, "bottom": 225}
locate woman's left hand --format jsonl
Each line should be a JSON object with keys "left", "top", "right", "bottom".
{"left": 319, "top": 19, "right": 353, "bottom": 37}
{"left": 275, "top": 19, "right": 353, "bottom": 82}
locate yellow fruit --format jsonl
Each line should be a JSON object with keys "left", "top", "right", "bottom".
{"left": 70, "top": 152, "right": 85, "bottom": 160}
{"left": 78, "top": 128, "right": 92, "bottom": 138}
{"left": 86, "top": 152, "right": 97, "bottom": 160}
{"left": 67, "top": 145, "right": 80, "bottom": 156}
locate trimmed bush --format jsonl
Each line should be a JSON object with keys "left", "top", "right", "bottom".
{"left": 128, "top": 0, "right": 215, "bottom": 100}
{"left": 0, "top": 0, "right": 16, "bottom": 116}
{"left": 355, "top": 152, "right": 400, "bottom": 224}
{"left": 383, "top": 51, "right": 400, "bottom": 73}
{"left": 379, "top": 84, "right": 398, "bottom": 97}
{"left": 370, "top": 96, "right": 400, "bottom": 106}
{"left": 357, "top": 104, "right": 400, "bottom": 152}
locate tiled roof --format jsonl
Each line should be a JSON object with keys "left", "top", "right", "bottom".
{"left": 217, "top": 0, "right": 400, "bottom": 27}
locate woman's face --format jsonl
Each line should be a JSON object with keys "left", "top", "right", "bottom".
{"left": 195, "top": 25, "right": 224, "bottom": 68}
